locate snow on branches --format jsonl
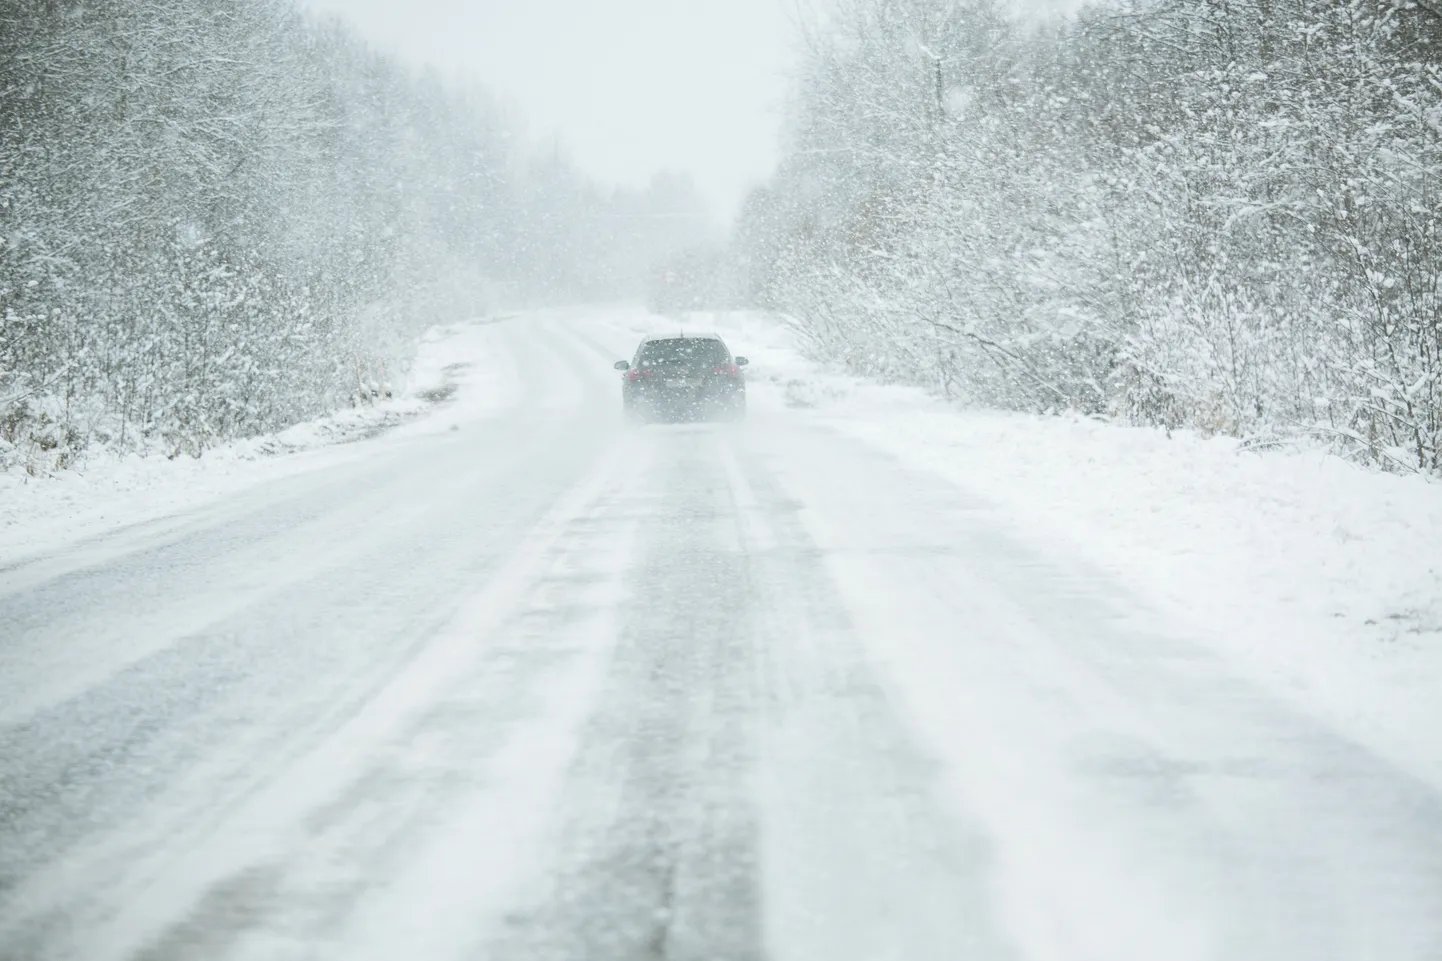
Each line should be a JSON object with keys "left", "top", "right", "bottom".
{"left": 741, "top": 0, "right": 1442, "bottom": 473}
{"left": 0, "top": 0, "right": 708, "bottom": 473}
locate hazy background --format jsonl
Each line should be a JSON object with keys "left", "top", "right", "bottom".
{"left": 303, "top": 0, "right": 795, "bottom": 220}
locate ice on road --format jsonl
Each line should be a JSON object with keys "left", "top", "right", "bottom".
{"left": 2, "top": 313, "right": 1440, "bottom": 961}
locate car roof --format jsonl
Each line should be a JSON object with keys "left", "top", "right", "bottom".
{"left": 639, "top": 332, "right": 725, "bottom": 342}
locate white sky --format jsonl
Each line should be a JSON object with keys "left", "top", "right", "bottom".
{"left": 302, "top": 0, "right": 795, "bottom": 220}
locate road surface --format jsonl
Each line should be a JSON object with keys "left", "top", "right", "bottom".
{"left": 3, "top": 313, "right": 1441, "bottom": 961}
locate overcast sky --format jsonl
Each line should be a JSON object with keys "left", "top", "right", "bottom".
{"left": 303, "top": 0, "right": 794, "bottom": 220}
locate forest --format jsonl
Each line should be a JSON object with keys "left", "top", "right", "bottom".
{"left": 8, "top": 0, "right": 1442, "bottom": 476}
{"left": 738, "top": 0, "right": 1442, "bottom": 473}
{"left": 0, "top": 0, "right": 711, "bottom": 470}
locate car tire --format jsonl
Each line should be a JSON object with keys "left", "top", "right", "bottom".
{"left": 623, "top": 397, "right": 646, "bottom": 425}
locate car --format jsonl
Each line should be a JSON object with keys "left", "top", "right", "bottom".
{"left": 614, "top": 333, "right": 748, "bottom": 423}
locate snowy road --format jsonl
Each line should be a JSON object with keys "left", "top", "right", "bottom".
{"left": 3, "top": 313, "right": 1441, "bottom": 961}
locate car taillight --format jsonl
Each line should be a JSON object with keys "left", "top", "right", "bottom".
{"left": 714, "top": 364, "right": 741, "bottom": 377}
{"left": 626, "top": 368, "right": 652, "bottom": 382}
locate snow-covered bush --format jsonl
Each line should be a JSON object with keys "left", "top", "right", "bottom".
{"left": 741, "top": 0, "right": 1442, "bottom": 473}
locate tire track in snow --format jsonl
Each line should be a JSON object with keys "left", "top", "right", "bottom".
{"left": 756, "top": 417, "right": 1442, "bottom": 961}
{"left": 485, "top": 426, "right": 767, "bottom": 961}
{"left": 0, "top": 322, "right": 631, "bottom": 961}
{"left": 112, "top": 444, "right": 638, "bottom": 961}
{"left": 485, "top": 419, "right": 1017, "bottom": 961}
{"left": 726, "top": 432, "right": 1018, "bottom": 961}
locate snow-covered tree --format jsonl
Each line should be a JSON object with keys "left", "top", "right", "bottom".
{"left": 0, "top": 0, "right": 712, "bottom": 472}
{"left": 745, "top": 0, "right": 1442, "bottom": 472}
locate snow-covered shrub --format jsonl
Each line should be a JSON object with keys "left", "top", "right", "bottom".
{"left": 740, "top": 0, "right": 1442, "bottom": 473}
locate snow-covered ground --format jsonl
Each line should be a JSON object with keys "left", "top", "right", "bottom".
{"left": 3, "top": 306, "right": 1440, "bottom": 961}
{"left": 615, "top": 308, "right": 1442, "bottom": 793}
{"left": 0, "top": 318, "right": 516, "bottom": 564}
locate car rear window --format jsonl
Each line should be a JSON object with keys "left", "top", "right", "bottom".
{"left": 637, "top": 338, "right": 730, "bottom": 367}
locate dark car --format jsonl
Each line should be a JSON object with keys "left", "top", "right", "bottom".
{"left": 614, "top": 333, "right": 748, "bottom": 423}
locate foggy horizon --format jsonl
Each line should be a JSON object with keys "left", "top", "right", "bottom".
{"left": 302, "top": 0, "right": 797, "bottom": 220}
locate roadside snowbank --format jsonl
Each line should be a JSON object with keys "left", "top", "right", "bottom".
{"left": 0, "top": 319, "right": 508, "bottom": 561}
{"left": 637, "top": 310, "right": 1442, "bottom": 789}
